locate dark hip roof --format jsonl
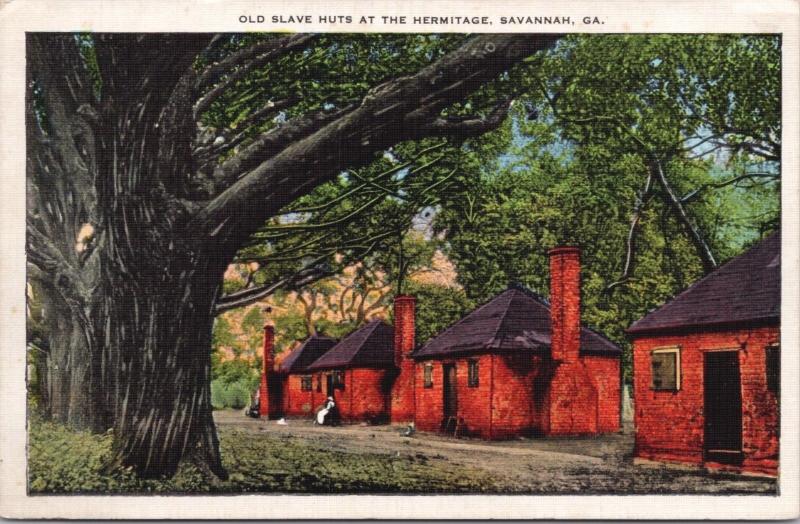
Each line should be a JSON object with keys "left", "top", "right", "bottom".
{"left": 277, "top": 335, "right": 338, "bottom": 374}
{"left": 627, "top": 231, "right": 780, "bottom": 335}
{"left": 306, "top": 320, "right": 396, "bottom": 371}
{"left": 413, "top": 284, "right": 621, "bottom": 359}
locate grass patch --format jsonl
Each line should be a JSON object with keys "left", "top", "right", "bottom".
{"left": 28, "top": 419, "right": 506, "bottom": 494}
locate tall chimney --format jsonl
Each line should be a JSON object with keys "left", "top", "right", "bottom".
{"left": 393, "top": 295, "right": 416, "bottom": 366}
{"left": 259, "top": 324, "right": 275, "bottom": 418}
{"left": 391, "top": 295, "right": 416, "bottom": 422}
{"left": 549, "top": 246, "right": 581, "bottom": 363}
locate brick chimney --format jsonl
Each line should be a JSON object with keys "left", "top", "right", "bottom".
{"left": 391, "top": 295, "right": 416, "bottom": 422}
{"left": 393, "top": 295, "right": 416, "bottom": 366}
{"left": 549, "top": 246, "right": 581, "bottom": 363}
{"left": 259, "top": 324, "right": 275, "bottom": 418}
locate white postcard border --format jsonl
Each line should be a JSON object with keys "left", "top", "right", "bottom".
{"left": 0, "top": 0, "right": 798, "bottom": 519}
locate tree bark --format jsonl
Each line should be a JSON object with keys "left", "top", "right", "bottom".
{"left": 26, "top": 32, "right": 559, "bottom": 479}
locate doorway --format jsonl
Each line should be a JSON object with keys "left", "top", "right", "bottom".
{"left": 704, "top": 350, "right": 743, "bottom": 464}
{"left": 443, "top": 364, "right": 458, "bottom": 422}
{"left": 326, "top": 373, "right": 334, "bottom": 397}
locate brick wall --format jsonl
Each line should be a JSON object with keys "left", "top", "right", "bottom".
{"left": 547, "top": 360, "right": 599, "bottom": 435}
{"left": 336, "top": 368, "right": 391, "bottom": 423}
{"left": 490, "top": 353, "right": 541, "bottom": 438}
{"left": 413, "top": 355, "right": 492, "bottom": 437}
{"left": 415, "top": 352, "right": 619, "bottom": 439}
{"left": 414, "top": 360, "right": 444, "bottom": 433}
{"left": 282, "top": 373, "right": 318, "bottom": 417}
{"left": 583, "top": 355, "right": 621, "bottom": 432}
{"left": 632, "top": 325, "right": 779, "bottom": 475}
{"left": 283, "top": 369, "right": 392, "bottom": 422}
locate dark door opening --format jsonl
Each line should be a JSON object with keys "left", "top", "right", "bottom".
{"left": 704, "top": 351, "right": 743, "bottom": 464}
{"left": 443, "top": 364, "right": 458, "bottom": 423}
{"left": 268, "top": 378, "right": 284, "bottom": 418}
{"left": 326, "top": 373, "right": 334, "bottom": 397}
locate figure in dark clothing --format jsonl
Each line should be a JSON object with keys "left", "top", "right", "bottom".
{"left": 315, "top": 396, "right": 340, "bottom": 426}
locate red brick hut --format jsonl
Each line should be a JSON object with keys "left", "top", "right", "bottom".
{"left": 628, "top": 232, "right": 780, "bottom": 476}
{"left": 305, "top": 319, "right": 398, "bottom": 423}
{"left": 276, "top": 334, "right": 338, "bottom": 417}
{"left": 258, "top": 296, "right": 417, "bottom": 424}
{"left": 412, "top": 247, "right": 622, "bottom": 439}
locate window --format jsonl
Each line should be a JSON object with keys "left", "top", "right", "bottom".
{"left": 423, "top": 364, "right": 433, "bottom": 388}
{"left": 332, "top": 370, "right": 345, "bottom": 390}
{"left": 300, "top": 375, "right": 312, "bottom": 391}
{"left": 468, "top": 360, "right": 479, "bottom": 388}
{"left": 766, "top": 344, "right": 780, "bottom": 394}
{"left": 651, "top": 347, "right": 680, "bottom": 391}
{"left": 315, "top": 374, "right": 322, "bottom": 392}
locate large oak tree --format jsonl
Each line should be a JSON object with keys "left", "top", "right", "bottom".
{"left": 26, "top": 32, "right": 559, "bottom": 478}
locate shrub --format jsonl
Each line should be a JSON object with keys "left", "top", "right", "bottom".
{"left": 211, "top": 378, "right": 254, "bottom": 410}
{"left": 210, "top": 380, "right": 226, "bottom": 410}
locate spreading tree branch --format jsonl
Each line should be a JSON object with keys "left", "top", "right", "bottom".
{"left": 190, "top": 34, "right": 562, "bottom": 257}
{"left": 207, "top": 105, "right": 354, "bottom": 189}
{"left": 605, "top": 172, "right": 655, "bottom": 292}
{"left": 680, "top": 172, "right": 779, "bottom": 203}
{"left": 214, "top": 265, "right": 330, "bottom": 314}
{"left": 193, "top": 34, "right": 319, "bottom": 119}
{"left": 648, "top": 157, "right": 717, "bottom": 273}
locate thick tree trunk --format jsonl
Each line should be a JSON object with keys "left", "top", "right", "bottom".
{"left": 37, "top": 247, "right": 227, "bottom": 478}
{"left": 101, "top": 253, "right": 227, "bottom": 478}
{"left": 27, "top": 32, "right": 226, "bottom": 478}
{"left": 35, "top": 281, "right": 107, "bottom": 431}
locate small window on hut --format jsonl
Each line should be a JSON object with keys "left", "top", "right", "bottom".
{"left": 468, "top": 360, "right": 479, "bottom": 388}
{"left": 651, "top": 347, "right": 680, "bottom": 391}
{"left": 300, "top": 375, "right": 313, "bottom": 391}
{"left": 423, "top": 364, "right": 433, "bottom": 388}
{"left": 333, "top": 370, "right": 345, "bottom": 390}
{"left": 766, "top": 344, "right": 780, "bottom": 394}
{"left": 316, "top": 374, "right": 322, "bottom": 392}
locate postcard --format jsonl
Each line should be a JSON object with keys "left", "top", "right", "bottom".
{"left": 0, "top": 0, "right": 798, "bottom": 519}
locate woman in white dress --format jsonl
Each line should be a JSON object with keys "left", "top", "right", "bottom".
{"left": 316, "top": 396, "right": 335, "bottom": 425}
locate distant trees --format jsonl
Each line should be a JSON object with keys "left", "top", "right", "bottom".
{"left": 432, "top": 35, "right": 780, "bottom": 380}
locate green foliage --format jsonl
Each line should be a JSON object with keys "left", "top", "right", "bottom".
{"left": 28, "top": 419, "right": 505, "bottom": 493}
{"left": 201, "top": 34, "right": 468, "bottom": 132}
{"left": 212, "top": 34, "right": 778, "bottom": 386}
{"left": 272, "top": 308, "right": 311, "bottom": 353}
{"left": 210, "top": 345, "right": 260, "bottom": 410}
{"left": 28, "top": 418, "right": 212, "bottom": 493}
{"left": 211, "top": 379, "right": 254, "bottom": 410}
{"left": 213, "top": 358, "right": 256, "bottom": 384}
{"left": 210, "top": 311, "right": 262, "bottom": 403}
{"left": 212, "top": 317, "right": 239, "bottom": 353}
{"left": 241, "top": 307, "right": 265, "bottom": 350}
{"left": 431, "top": 34, "right": 780, "bottom": 383}
{"left": 396, "top": 281, "right": 474, "bottom": 345}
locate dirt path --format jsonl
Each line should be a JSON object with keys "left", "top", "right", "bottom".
{"left": 214, "top": 410, "right": 777, "bottom": 494}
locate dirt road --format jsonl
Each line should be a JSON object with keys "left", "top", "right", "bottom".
{"left": 214, "top": 410, "right": 776, "bottom": 494}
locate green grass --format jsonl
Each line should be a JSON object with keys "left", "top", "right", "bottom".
{"left": 28, "top": 419, "right": 505, "bottom": 494}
